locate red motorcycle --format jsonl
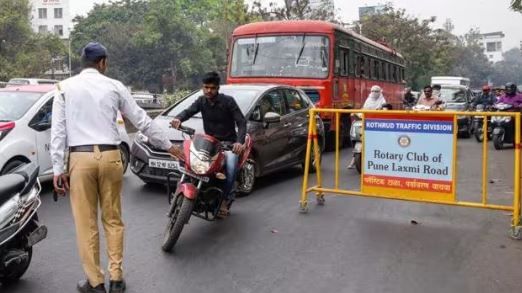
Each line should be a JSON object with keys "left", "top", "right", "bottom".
{"left": 161, "top": 126, "right": 253, "bottom": 252}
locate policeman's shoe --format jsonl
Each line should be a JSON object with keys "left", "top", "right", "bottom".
{"left": 109, "top": 279, "right": 126, "bottom": 293}
{"left": 77, "top": 280, "right": 106, "bottom": 293}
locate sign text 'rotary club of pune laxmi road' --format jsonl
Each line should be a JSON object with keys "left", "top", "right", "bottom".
{"left": 362, "top": 113, "right": 456, "bottom": 202}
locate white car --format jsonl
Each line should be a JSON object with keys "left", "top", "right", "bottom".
{"left": 0, "top": 85, "right": 131, "bottom": 179}
{"left": 6, "top": 78, "right": 58, "bottom": 87}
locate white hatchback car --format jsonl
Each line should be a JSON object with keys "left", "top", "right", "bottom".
{"left": 0, "top": 85, "right": 131, "bottom": 180}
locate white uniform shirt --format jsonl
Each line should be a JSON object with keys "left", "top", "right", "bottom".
{"left": 50, "top": 68, "right": 172, "bottom": 175}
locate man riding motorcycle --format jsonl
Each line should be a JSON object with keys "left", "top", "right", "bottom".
{"left": 170, "top": 72, "right": 247, "bottom": 218}
{"left": 472, "top": 85, "right": 496, "bottom": 109}
{"left": 497, "top": 82, "right": 522, "bottom": 107}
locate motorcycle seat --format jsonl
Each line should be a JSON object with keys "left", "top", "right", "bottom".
{"left": 11, "top": 163, "right": 39, "bottom": 196}
{"left": 0, "top": 174, "right": 25, "bottom": 205}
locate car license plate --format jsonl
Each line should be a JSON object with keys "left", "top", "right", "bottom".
{"left": 148, "top": 159, "right": 179, "bottom": 170}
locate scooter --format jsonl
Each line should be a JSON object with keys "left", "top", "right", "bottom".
{"left": 0, "top": 162, "right": 47, "bottom": 284}
{"left": 349, "top": 103, "right": 393, "bottom": 174}
{"left": 491, "top": 103, "right": 517, "bottom": 150}
{"left": 161, "top": 126, "right": 253, "bottom": 252}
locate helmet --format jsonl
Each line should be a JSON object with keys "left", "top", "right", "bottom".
{"left": 482, "top": 85, "right": 491, "bottom": 91}
{"left": 505, "top": 82, "right": 517, "bottom": 95}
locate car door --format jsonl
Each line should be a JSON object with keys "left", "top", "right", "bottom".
{"left": 283, "top": 88, "right": 310, "bottom": 164}
{"left": 248, "top": 89, "right": 290, "bottom": 173}
{"left": 28, "top": 96, "right": 53, "bottom": 176}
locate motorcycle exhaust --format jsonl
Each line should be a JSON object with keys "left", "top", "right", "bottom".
{"left": 27, "top": 225, "right": 47, "bottom": 247}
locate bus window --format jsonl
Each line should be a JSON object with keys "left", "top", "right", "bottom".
{"left": 373, "top": 59, "right": 380, "bottom": 80}
{"left": 340, "top": 49, "right": 349, "bottom": 76}
{"left": 383, "top": 62, "right": 388, "bottom": 81}
{"left": 350, "top": 51, "right": 357, "bottom": 76}
{"left": 359, "top": 55, "right": 366, "bottom": 78}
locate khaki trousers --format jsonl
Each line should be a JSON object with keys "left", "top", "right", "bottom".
{"left": 69, "top": 147, "right": 124, "bottom": 287}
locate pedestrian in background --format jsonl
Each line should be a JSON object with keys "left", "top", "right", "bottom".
{"left": 50, "top": 42, "right": 182, "bottom": 293}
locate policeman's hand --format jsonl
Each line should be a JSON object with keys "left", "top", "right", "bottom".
{"left": 232, "top": 143, "right": 244, "bottom": 155}
{"left": 170, "top": 118, "right": 182, "bottom": 129}
{"left": 168, "top": 145, "right": 184, "bottom": 160}
{"left": 53, "top": 174, "right": 69, "bottom": 195}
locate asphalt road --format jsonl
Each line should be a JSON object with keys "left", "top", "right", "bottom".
{"left": 2, "top": 139, "right": 522, "bottom": 293}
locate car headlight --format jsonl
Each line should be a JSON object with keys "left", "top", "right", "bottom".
{"left": 136, "top": 131, "right": 149, "bottom": 144}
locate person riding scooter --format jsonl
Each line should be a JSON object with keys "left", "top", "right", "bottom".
{"left": 491, "top": 83, "right": 522, "bottom": 149}
{"left": 347, "top": 85, "right": 387, "bottom": 169}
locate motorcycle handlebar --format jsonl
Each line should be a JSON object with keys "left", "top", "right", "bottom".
{"left": 178, "top": 125, "right": 195, "bottom": 136}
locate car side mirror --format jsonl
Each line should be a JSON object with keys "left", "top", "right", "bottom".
{"left": 263, "top": 112, "right": 281, "bottom": 124}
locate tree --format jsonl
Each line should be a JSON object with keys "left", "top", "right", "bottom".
{"left": 251, "top": 0, "right": 336, "bottom": 22}
{"left": 0, "top": 0, "right": 66, "bottom": 80}
{"left": 511, "top": 0, "right": 522, "bottom": 12}
{"left": 357, "top": 6, "right": 440, "bottom": 89}
{"left": 491, "top": 48, "right": 522, "bottom": 86}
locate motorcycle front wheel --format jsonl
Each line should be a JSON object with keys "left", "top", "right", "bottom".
{"left": 0, "top": 247, "right": 32, "bottom": 285}
{"left": 161, "top": 196, "right": 194, "bottom": 252}
{"left": 493, "top": 133, "right": 504, "bottom": 150}
{"left": 475, "top": 129, "right": 484, "bottom": 142}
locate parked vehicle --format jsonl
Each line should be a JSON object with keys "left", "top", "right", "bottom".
{"left": 0, "top": 162, "right": 47, "bottom": 284}
{"left": 491, "top": 103, "right": 516, "bottom": 150}
{"left": 473, "top": 104, "right": 493, "bottom": 142}
{"left": 431, "top": 76, "right": 471, "bottom": 88}
{"left": 228, "top": 20, "right": 406, "bottom": 150}
{"left": 439, "top": 85, "right": 474, "bottom": 138}
{"left": 130, "top": 84, "right": 325, "bottom": 193}
{"left": 161, "top": 125, "right": 253, "bottom": 251}
{"left": 0, "top": 85, "right": 131, "bottom": 178}
{"left": 6, "top": 78, "right": 58, "bottom": 87}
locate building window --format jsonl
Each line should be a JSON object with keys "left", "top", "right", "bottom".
{"left": 38, "top": 8, "right": 47, "bottom": 19}
{"left": 486, "top": 42, "right": 497, "bottom": 52}
{"left": 496, "top": 42, "right": 502, "bottom": 51}
{"left": 54, "top": 25, "right": 63, "bottom": 36}
{"left": 489, "top": 55, "right": 494, "bottom": 59}
{"left": 54, "top": 8, "right": 63, "bottom": 19}
{"left": 38, "top": 25, "right": 48, "bottom": 34}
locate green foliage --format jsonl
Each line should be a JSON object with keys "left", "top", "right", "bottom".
{"left": 491, "top": 48, "right": 522, "bottom": 86}
{"left": 0, "top": 0, "right": 66, "bottom": 80}
{"left": 252, "top": 0, "right": 336, "bottom": 21}
{"left": 163, "top": 89, "right": 193, "bottom": 107}
{"left": 71, "top": 0, "right": 255, "bottom": 92}
{"left": 511, "top": 0, "right": 522, "bottom": 12}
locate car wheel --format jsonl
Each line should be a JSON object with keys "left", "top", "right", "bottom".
{"left": 1, "top": 159, "right": 26, "bottom": 175}
{"left": 120, "top": 144, "right": 130, "bottom": 174}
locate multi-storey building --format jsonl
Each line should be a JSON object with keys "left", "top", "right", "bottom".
{"left": 30, "top": 0, "right": 72, "bottom": 39}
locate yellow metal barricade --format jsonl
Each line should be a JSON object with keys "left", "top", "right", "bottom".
{"left": 300, "top": 108, "right": 522, "bottom": 239}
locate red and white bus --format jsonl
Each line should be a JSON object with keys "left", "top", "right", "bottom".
{"left": 227, "top": 20, "right": 406, "bottom": 149}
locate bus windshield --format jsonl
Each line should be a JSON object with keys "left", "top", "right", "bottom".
{"left": 231, "top": 35, "right": 329, "bottom": 78}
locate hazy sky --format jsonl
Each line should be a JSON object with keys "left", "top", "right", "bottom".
{"left": 72, "top": 0, "right": 522, "bottom": 50}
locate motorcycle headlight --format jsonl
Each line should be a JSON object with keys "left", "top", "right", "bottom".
{"left": 190, "top": 155, "right": 211, "bottom": 175}
{"left": 503, "top": 117, "right": 512, "bottom": 123}
{"left": 136, "top": 131, "right": 149, "bottom": 144}
{"left": 189, "top": 145, "right": 211, "bottom": 175}
{"left": 457, "top": 115, "right": 467, "bottom": 120}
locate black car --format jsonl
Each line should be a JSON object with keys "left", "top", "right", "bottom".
{"left": 130, "top": 84, "right": 325, "bottom": 193}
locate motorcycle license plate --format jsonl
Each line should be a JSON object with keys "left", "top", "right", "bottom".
{"left": 354, "top": 142, "right": 362, "bottom": 152}
{"left": 493, "top": 128, "right": 502, "bottom": 135}
{"left": 149, "top": 159, "right": 179, "bottom": 170}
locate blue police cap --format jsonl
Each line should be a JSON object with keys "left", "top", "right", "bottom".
{"left": 81, "top": 42, "right": 108, "bottom": 61}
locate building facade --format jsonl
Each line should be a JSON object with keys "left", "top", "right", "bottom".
{"left": 480, "top": 31, "right": 504, "bottom": 63}
{"left": 30, "top": 0, "right": 72, "bottom": 39}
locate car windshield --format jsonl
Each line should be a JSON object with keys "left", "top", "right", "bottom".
{"left": 164, "top": 88, "right": 260, "bottom": 118}
{"left": 231, "top": 35, "right": 329, "bottom": 78}
{"left": 440, "top": 88, "right": 467, "bottom": 103}
{"left": 0, "top": 91, "right": 43, "bottom": 121}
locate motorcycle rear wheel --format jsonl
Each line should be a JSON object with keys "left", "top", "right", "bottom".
{"left": 0, "top": 247, "right": 32, "bottom": 285}
{"left": 161, "top": 197, "right": 194, "bottom": 252}
{"left": 475, "top": 130, "right": 484, "bottom": 142}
